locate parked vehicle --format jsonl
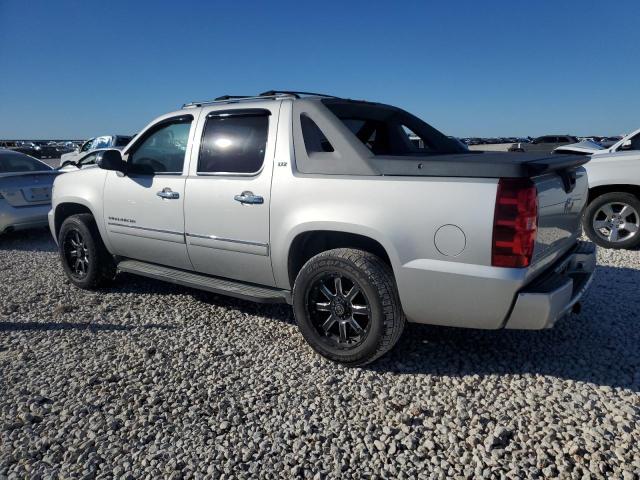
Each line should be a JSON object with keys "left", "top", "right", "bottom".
{"left": 0, "top": 149, "right": 60, "bottom": 234}
{"left": 552, "top": 139, "right": 603, "bottom": 156}
{"left": 509, "top": 135, "right": 578, "bottom": 154}
{"left": 55, "top": 141, "right": 77, "bottom": 155}
{"left": 49, "top": 91, "right": 595, "bottom": 365}
{"left": 554, "top": 128, "right": 640, "bottom": 156}
{"left": 59, "top": 135, "right": 133, "bottom": 166}
{"left": 598, "top": 136, "right": 623, "bottom": 148}
{"left": 33, "top": 141, "right": 60, "bottom": 159}
{"left": 58, "top": 149, "right": 106, "bottom": 171}
{"left": 580, "top": 151, "right": 640, "bottom": 250}
{"left": 2, "top": 141, "right": 43, "bottom": 158}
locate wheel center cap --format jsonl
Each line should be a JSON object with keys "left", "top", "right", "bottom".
{"left": 331, "top": 299, "right": 350, "bottom": 318}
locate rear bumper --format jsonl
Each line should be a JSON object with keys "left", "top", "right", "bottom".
{"left": 0, "top": 202, "right": 51, "bottom": 233}
{"left": 504, "top": 241, "right": 596, "bottom": 329}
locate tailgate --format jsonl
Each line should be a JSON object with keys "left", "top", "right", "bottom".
{"left": 531, "top": 166, "right": 588, "bottom": 269}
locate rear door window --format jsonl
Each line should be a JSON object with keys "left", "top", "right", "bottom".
{"left": 198, "top": 109, "right": 270, "bottom": 174}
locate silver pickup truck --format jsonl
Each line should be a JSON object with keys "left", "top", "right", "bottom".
{"left": 49, "top": 91, "right": 596, "bottom": 365}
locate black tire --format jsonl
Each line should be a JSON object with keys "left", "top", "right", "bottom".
{"left": 292, "top": 248, "right": 405, "bottom": 366}
{"left": 582, "top": 192, "right": 640, "bottom": 250}
{"left": 58, "top": 213, "right": 116, "bottom": 289}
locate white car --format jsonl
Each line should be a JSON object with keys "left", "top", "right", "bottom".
{"left": 58, "top": 149, "right": 108, "bottom": 172}
{"left": 59, "top": 135, "right": 133, "bottom": 166}
{"left": 580, "top": 150, "right": 640, "bottom": 250}
{"left": 554, "top": 128, "right": 640, "bottom": 156}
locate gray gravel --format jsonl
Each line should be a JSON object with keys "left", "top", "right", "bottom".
{"left": 1, "top": 230, "right": 639, "bottom": 479}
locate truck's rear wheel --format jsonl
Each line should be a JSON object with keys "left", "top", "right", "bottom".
{"left": 58, "top": 213, "right": 116, "bottom": 289}
{"left": 293, "top": 248, "right": 405, "bottom": 366}
{"left": 583, "top": 192, "right": 640, "bottom": 249}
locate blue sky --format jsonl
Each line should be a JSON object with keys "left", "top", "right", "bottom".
{"left": 0, "top": 0, "right": 638, "bottom": 139}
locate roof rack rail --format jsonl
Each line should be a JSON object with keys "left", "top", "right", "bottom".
{"left": 182, "top": 91, "right": 338, "bottom": 109}
{"left": 259, "top": 90, "right": 338, "bottom": 98}
{"left": 182, "top": 93, "right": 296, "bottom": 109}
{"left": 214, "top": 95, "right": 252, "bottom": 101}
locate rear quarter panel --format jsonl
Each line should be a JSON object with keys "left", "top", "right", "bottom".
{"left": 270, "top": 102, "right": 519, "bottom": 328}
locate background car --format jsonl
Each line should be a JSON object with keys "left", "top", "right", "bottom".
{"left": 599, "top": 136, "right": 623, "bottom": 148}
{"left": 0, "top": 149, "right": 60, "bottom": 234}
{"left": 33, "top": 141, "right": 60, "bottom": 159}
{"left": 581, "top": 149, "right": 640, "bottom": 249}
{"left": 554, "top": 128, "right": 640, "bottom": 156}
{"left": 58, "top": 149, "right": 106, "bottom": 171}
{"left": 11, "top": 141, "right": 42, "bottom": 158}
{"left": 55, "top": 141, "right": 77, "bottom": 155}
{"left": 509, "top": 135, "right": 578, "bottom": 154}
{"left": 59, "top": 135, "right": 133, "bottom": 166}
{"left": 552, "top": 139, "right": 603, "bottom": 156}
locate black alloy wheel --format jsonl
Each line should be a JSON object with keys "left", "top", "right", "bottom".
{"left": 63, "top": 229, "right": 90, "bottom": 279}
{"left": 306, "top": 273, "right": 372, "bottom": 348}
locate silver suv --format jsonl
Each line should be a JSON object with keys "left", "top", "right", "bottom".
{"left": 49, "top": 91, "right": 596, "bottom": 365}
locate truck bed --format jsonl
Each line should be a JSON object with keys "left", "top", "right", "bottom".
{"left": 371, "top": 152, "right": 589, "bottom": 178}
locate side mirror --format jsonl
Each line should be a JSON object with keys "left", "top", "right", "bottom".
{"left": 98, "top": 149, "right": 127, "bottom": 172}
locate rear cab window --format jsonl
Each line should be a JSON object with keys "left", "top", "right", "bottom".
{"left": 300, "top": 114, "right": 334, "bottom": 154}
{"left": 321, "top": 99, "right": 466, "bottom": 156}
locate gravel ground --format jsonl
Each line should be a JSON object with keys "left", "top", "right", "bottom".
{"left": 1, "top": 230, "right": 639, "bottom": 479}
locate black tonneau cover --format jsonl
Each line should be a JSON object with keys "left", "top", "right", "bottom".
{"left": 371, "top": 152, "right": 589, "bottom": 178}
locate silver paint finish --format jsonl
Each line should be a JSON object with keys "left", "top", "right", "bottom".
{"left": 592, "top": 202, "right": 639, "bottom": 243}
{"left": 530, "top": 170, "right": 588, "bottom": 268}
{"left": 434, "top": 224, "right": 466, "bottom": 257}
{"left": 183, "top": 100, "right": 280, "bottom": 287}
{"left": 505, "top": 244, "right": 596, "bottom": 329}
{"left": 50, "top": 96, "right": 593, "bottom": 331}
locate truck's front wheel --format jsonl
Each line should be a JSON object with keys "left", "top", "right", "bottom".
{"left": 58, "top": 214, "right": 116, "bottom": 289}
{"left": 293, "top": 248, "right": 405, "bottom": 366}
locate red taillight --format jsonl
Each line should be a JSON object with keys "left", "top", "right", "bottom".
{"left": 492, "top": 178, "right": 538, "bottom": 268}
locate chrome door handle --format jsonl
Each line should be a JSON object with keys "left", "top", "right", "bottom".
{"left": 157, "top": 188, "right": 179, "bottom": 199}
{"left": 234, "top": 191, "right": 264, "bottom": 205}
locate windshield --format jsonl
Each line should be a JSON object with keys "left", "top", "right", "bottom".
{"left": 322, "top": 99, "right": 467, "bottom": 156}
{"left": 115, "top": 136, "right": 132, "bottom": 147}
{"left": 0, "top": 151, "right": 52, "bottom": 172}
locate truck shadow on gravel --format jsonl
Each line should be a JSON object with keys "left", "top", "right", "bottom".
{"left": 109, "top": 274, "right": 297, "bottom": 325}
{"left": 113, "top": 266, "right": 640, "bottom": 391}
{"left": 0, "top": 229, "right": 56, "bottom": 252}
{"left": 370, "top": 265, "right": 640, "bottom": 392}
